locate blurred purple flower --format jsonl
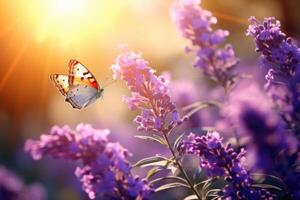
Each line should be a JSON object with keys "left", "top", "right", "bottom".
{"left": 224, "top": 84, "right": 278, "bottom": 137}
{"left": 224, "top": 84, "right": 285, "bottom": 164}
{"left": 112, "top": 51, "right": 185, "bottom": 134}
{"left": 21, "top": 184, "right": 46, "bottom": 200}
{"left": 224, "top": 84, "right": 300, "bottom": 199}
{"left": 170, "top": 80, "right": 202, "bottom": 128}
{"left": 180, "top": 132, "right": 274, "bottom": 200}
{"left": 25, "top": 124, "right": 152, "bottom": 200}
{"left": 0, "top": 165, "right": 23, "bottom": 200}
{"left": 159, "top": 71, "right": 203, "bottom": 129}
{"left": 170, "top": 0, "right": 238, "bottom": 89}
{"left": 246, "top": 17, "right": 300, "bottom": 133}
{"left": 0, "top": 165, "right": 45, "bottom": 200}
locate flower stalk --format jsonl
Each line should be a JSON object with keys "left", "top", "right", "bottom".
{"left": 112, "top": 50, "right": 202, "bottom": 199}
{"left": 162, "top": 130, "right": 202, "bottom": 200}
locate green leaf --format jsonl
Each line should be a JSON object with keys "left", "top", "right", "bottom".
{"left": 251, "top": 184, "right": 282, "bottom": 191}
{"left": 146, "top": 167, "right": 163, "bottom": 179}
{"left": 146, "top": 160, "right": 171, "bottom": 168}
{"left": 206, "top": 189, "right": 221, "bottom": 198}
{"left": 211, "top": 196, "right": 220, "bottom": 200}
{"left": 250, "top": 173, "right": 284, "bottom": 184}
{"left": 150, "top": 176, "right": 188, "bottom": 185}
{"left": 135, "top": 135, "right": 166, "bottom": 146}
{"left": 182, "top": 101, "right": 220, "bottom": 117}
{"left": 181, "top": 101, "right": 220, "bottom": 112}
{"left": 181, "top": 101, "right": 203, "bottom": 111}
{"left": 173, "top": 133, "right": 186, "bottom": 150}
{"left": 206, "top": 189, "right": 221, "bottom": 194}
{"left": 167, "top": 163, "right": 178, "bottom": 175}
{"left": 153, "top": 135, "right": 167, "bottom": 145}
{"left": 155, "top": 182, "right": 190, "bottom": 192}
{"left": 185, "top": 106, "right": 206, "bottom": 116}
{"left": 208, "top": 194, "right": 220, "bottom": 198}
{"left": 133, "top": 155, "right": 170, "bottom": 168}
{"left": 194, "top": 178, "right": 213, "bottom": 189}
{"left": 183, "top": 195, "right": 198, "bottom": 200}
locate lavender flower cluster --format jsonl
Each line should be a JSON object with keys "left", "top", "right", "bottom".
{"left": 22, "top": 0, "right": 300, "bottom": 199}
{"left": 0, "top": 165, "right": 45, "bottom": 200}
{"left": 246, "top": 17, "right": 300, "bottom": 132}
{"left": 245, "top": 17, "right": 300, "bottom": 199}
{"left": 112, "top": 51, "right": 185, "bottom": 134}
{"left": 170, "top": 0, "right": 239, "bottom": 89}
{"left": 169, "top": 0, "right": 300, "bottom": 199}
{"left": 25, "top": 124, "right": 152, "bottom": 200}
{"left": 180, "top": 132, "right": 274, "bottom": 200}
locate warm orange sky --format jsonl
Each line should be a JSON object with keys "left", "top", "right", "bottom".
{"left": 0, "top": 0, "right": 299, "bottom": 145}
{"left": 0, "top": 0, "right": 186, "bottom": 142}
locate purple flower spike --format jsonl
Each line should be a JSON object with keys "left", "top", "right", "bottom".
{"left": 25, "top": 124, "right": 153, "bottom": 200}
{"left": 225, "top": 84, "right": 300, "bottom": 199}
{"left": 246, "top": 21, "right": 300, "bottom": 196}
{"left": 112, "top": 51, "right": 183, "bottom": 133}
{"left": 246, "top": 16, "right": 300, "bottom": 133}
{"left": 171, "top": 0, "right": 238, "bottom": 88}
{"left": 180, "top": 132, "right": 274, "bottom": 200}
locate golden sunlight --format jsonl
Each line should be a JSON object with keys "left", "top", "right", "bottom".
{"left": 53, "top": 0, "right": 86, "bottom": 14}
{"left": 26, "top": 0, "right": 122, "bottom": 45}
{"left": 0, "top": 0, "right": 180, "bottom": 122}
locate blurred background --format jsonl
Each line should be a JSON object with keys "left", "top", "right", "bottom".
{"left": 0, "top": 0, "right": 299, "bottom": 199}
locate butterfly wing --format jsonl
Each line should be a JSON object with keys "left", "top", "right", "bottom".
{"left": 50, "top": 74, "right": 70, "bottom": 96}
{"left": 50, "top": 60, "right": 102, "bottom": 109}
{"left": 66, "top": 85, "right": 99, "bottom": 109}
{"left": 68, "top": 59, "right": 100, "bottom": 90}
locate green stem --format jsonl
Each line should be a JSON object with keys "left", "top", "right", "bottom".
{"left": 163, "top": 131, "right": 202, "bottom": 200}
{"left": 141, "top": 80, "right": 201, "bottom": 199}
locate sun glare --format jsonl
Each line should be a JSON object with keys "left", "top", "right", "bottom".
{"left": 23, "top": 0, "right": 123, "bottom": 46}
{"left": 54, "top": 0, "right": 86, "bottom": 14}
{"left": 34, "top": 0, "right": 94, "bottom": 44}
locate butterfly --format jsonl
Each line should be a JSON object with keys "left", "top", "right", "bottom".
{"left": 50, "top": 59, "right": 104, "bottom": 109}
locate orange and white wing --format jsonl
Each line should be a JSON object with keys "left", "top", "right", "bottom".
{"left": 50, "top": 74, "right": 70, "bottom": 96}
{"left": 68, "top": 59, "right": 99, "bottom": 90}
{"left": 66, "top": 85, "right": 99, "bottom": 109}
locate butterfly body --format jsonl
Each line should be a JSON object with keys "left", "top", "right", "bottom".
{"left": 50, "top": 59, "right": 103, "bottom": 109}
